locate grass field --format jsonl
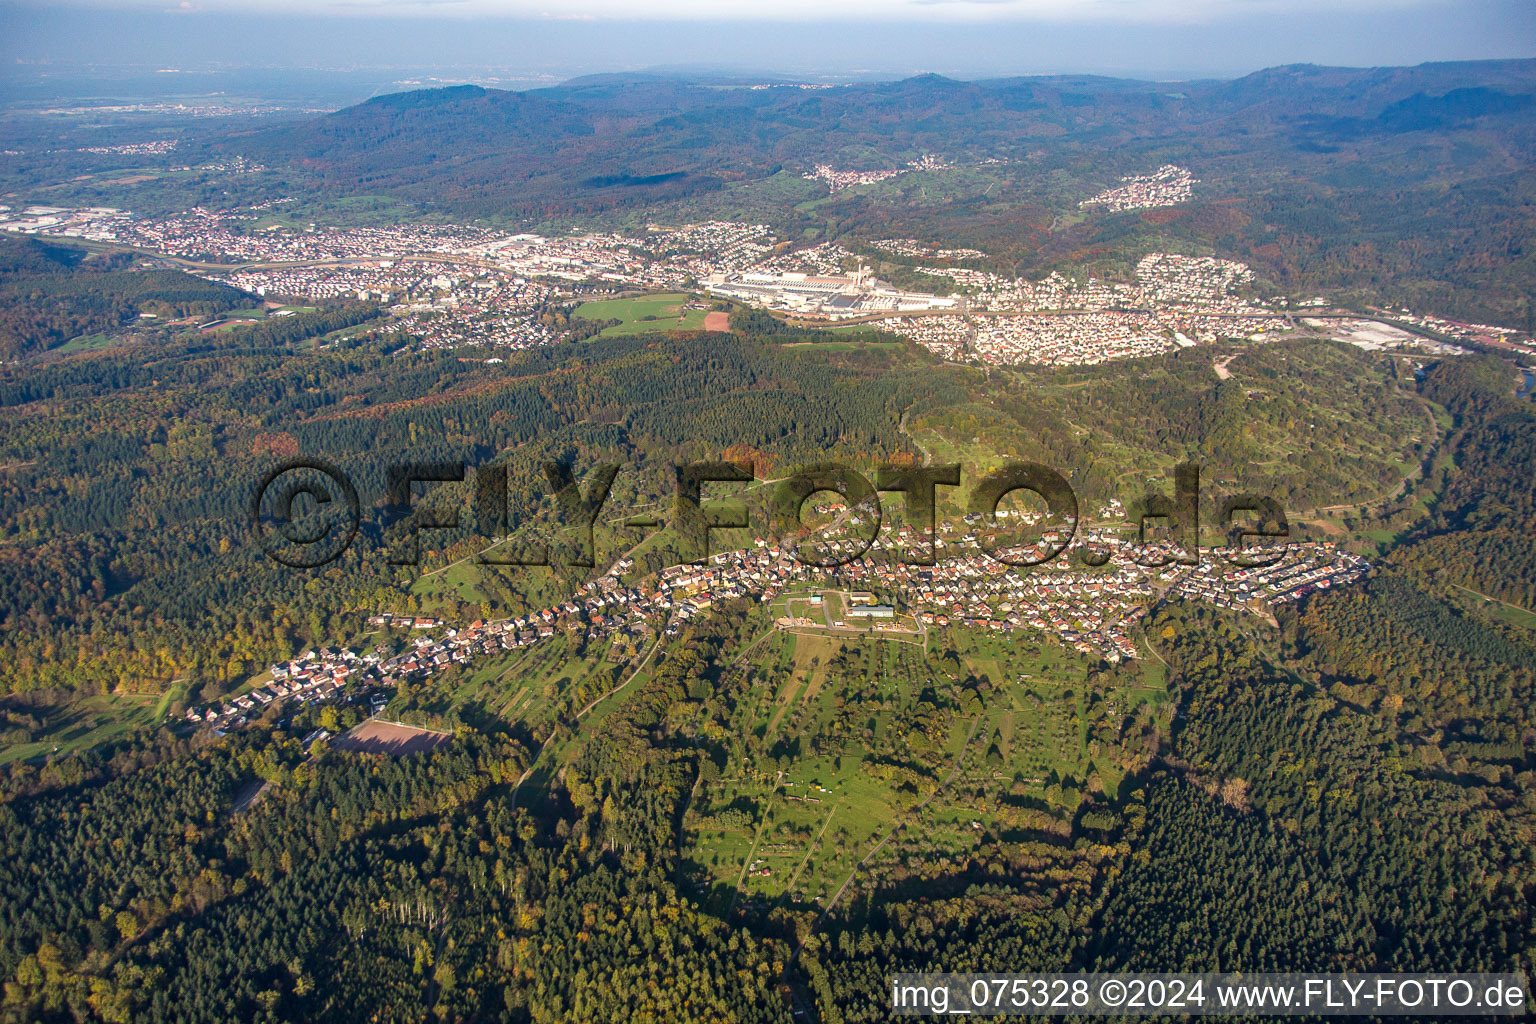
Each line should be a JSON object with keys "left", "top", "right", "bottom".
{"left": 55, "top": 333, "right": 120, "bottom": 354}
{"left": 0, "top": 689, "right": 182, "bottom": 765}
{"left": 1453, "top": 586, "right": 1536, "bottom": 632}
{"left": 574, "top": 292, "right": 708, "bottom": 337}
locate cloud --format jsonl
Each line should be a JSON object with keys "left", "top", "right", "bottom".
{"left": 47, "top": 0, "right": 1444, "bottom": 19}
{"left": 334, "top": 0, "right": 470, "bottom": 7}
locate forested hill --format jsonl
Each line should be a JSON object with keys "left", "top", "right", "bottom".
{"left": 228, "top": 60, "right": 1536, "bottom": 215}
{"left": 0, "top": 238, "right": 252, "bottom": 359}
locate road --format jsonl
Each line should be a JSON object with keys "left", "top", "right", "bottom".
{"left": 897, "top": 407, "right": 932, "bottom": 467}
{"left": 782, "top": 306, "right": 1388, "bottom": 330}
{"left": 731, "top": 626, "right": 783, "bottom": 669}
{"left": 576, "top": 636, "right": 661, "bottom": 720}
{"left": 1295, "top": 397, "right": 1443, "bottom": 519}
{"left": 782, "top": 802, "right": 840, "bottom": 899}
{"left": 508, "top": 635, "right": 661, "bottom": 811}
{"left": 1450, "top": 583, "right": 1536, "bottom": 620}
{"left": 728, "top": 787, "right": 779, "bottom": 915}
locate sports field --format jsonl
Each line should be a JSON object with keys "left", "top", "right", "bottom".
{"left": 333, "top": 719, "right": 453, "bottom": 756}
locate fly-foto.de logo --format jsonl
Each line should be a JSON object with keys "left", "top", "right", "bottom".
{"left": 250, "top": 458, "right": 1290, "bottom": 572}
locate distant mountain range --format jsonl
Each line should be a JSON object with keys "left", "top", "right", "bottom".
{"left": 203, "top": 59, "right": 1536, "bottom": 327}
{"left": 218, "top": 59, "right": 1536, "bottom": 217}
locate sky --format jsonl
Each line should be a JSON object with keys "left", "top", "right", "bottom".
{"left": 2, "top": 0, "right": 1534, "bottom": 90}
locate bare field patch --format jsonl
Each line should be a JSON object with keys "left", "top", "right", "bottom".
{"left": 333, "top": 719, "right": 453, "bottom": 756}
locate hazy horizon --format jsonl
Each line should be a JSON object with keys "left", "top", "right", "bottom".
{"left": 3, "top": 0, "right": 1534, "bottom": 99}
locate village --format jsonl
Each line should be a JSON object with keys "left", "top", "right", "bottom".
{"left": 182, "top": 513, "right": 1368, "bottom": 731}
{"left": 801, "top": 154, "right": 952, "bottom": 193}
{"left": 1079, "top": 164, "right": 1200, "bottom": 211}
